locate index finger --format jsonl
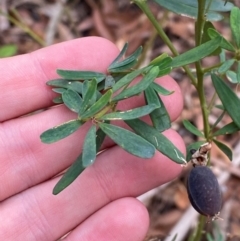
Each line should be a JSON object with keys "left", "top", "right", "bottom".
{"left": 0, "top": 37, "right": 119, "bottom": 122}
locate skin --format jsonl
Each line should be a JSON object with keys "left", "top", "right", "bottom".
{"left": 0, "top": 37, "right": 186, "bottom": 241}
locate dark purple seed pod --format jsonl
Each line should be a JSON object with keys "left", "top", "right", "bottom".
{"left": 187, "top": 166, "right": 222, "bottom": 218}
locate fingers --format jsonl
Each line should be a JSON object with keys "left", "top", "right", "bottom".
{"left": 0, "top": 129, "right": 184, "bottom": 240}
{"left": 64, "top": 198, "right": 148, "bottom": 241}
{"left": 0, "top": 37, "right": 119, "bottom": 122}
{"left": 0, "top": 75, "right": 183, "bottom": 200}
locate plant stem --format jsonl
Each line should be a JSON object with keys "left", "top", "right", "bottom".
{"left": 193, "top": 215, "right": 206, "bottom": 241}
{"left": 133, "top": 0, "right": 197, "bottom": 86}
{"left": 0, "top": 10, "right": 45, "bottom": 46}
{"left": 195, "top": 0, "right": 210, "bottom": 140}
{"left": 193, "top": 1, "right": 210, "bottom": 240}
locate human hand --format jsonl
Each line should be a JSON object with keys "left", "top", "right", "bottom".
{"left": 0, "top": 37, "right": 185, "bottom": 241}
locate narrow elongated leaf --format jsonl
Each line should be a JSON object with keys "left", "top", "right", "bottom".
{"left": 145, "top": 86, "right": 171, "bottom": 132}
{"left": 80, "top": 90, "right": 112, "bottom": 119}
{"left": 82, "top": 125, "right": 97, "bottom": 167}
{"left": 125, "top": 119, "right": 186, "bottom": 164}
{"left": 40, "top": 119, "right": 82, "bottom": 143}
{"left": 108, "top": 43, "right": 128, "bottom": 68}
{"left": 112, "top": 68, "right": 145, "bottom": 93}
{"left": 208, "top": 28, "right": 235, "bottom": 52}
{"left": 226, "top": 70, "right": 238, "bottom": 83}
{"left": 186, "top": 141, "right": 206, "bottom": 162}
{"left": 100, "top": 104, "right": 159, "bottom": 120}
{"left": 212, "top": 74, "right": 240, "bottom": 128}
{"left": 171, "top": 37, "right": 222, "bottom": 68}
{"left": 78, "top": 79, "right": 97, "bottom": 115}
{"left": 108, "top": 46, "right": 142, "bottom": 71}
{"left": 149, "top": 53, "right": 169, "bottom": 66}
{"left": 202, "top": 22, "right": 221, "bottom": 56}
{"left": 230, "top": 7, "right": 240, "bottom": 49}
{"left": 112, "top": 66, "right": 159, "bottom": 101}
{"left": 218, "top": 59, "right": 235, "bottom": 74}
{"left": 108, "top": 60, "right": 138, "bottom": 73}
{"left": 53, "top": 127, "right": 106, "bottom": 195}
{"left": 62, "top": 89, "right": 82, "bottom": 113}
{"left": 213, "top": 139, "right": 232, "bottom": 161}
{"left": 57, "top": 70, "right": 106, "bottom": 83}
{"left": 183, "top": 120, "right": 204, "bottom": 137}
{"left": 99, "top": 123, "right": 155, "bottom": 158}
{"left": 213, "top": 121, "right": 240, "bottom": 136}
{"left": 53, "top": 153, "right": 84, "bottom": 195}
{"left": 154, "top": 0, "right": 233, "bottom": 21}
{"left": 47, "top": 79, "right": 83, "bottom": 93}
{"left": 52, "top": 88, "right": 66, "bottom": 94}
{"left": 151, "top": 82, "right": 174, "bottom": 95}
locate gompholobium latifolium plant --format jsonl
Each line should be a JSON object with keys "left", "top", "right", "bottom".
{"left": 40, "top": 0, "right": 240, "bottom": 225}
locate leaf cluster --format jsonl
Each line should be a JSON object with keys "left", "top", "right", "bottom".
{"left": 40, "top": 43, "right": 185, "bottom": 194}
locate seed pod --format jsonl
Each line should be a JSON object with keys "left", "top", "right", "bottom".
{"left": 187, "top": 166, "right": 222, "bottom": 219}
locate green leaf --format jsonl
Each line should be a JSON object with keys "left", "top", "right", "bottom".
{"left": 213, "top": 121, "right": 240, "bottom": 136}
{"left": 99, "top": 122, "right": 155, "bottom": 158}
{"left": 40, "top": 119, "right": 83, "bottom": 143}
{"left": 112, "top": 68, "right": 145, "bottom": 93}
{"left": 125, "top": 119, "right": 186, "bottom": 164}
{"left": 57, "top": 70, "right": 106, "bottom": 83}
{"left": 145, "top": 86, "right": 171, "bottom": 132}
{"left": 78, "top": 79, "right": 97, "bottom": 115}
{"left": 183, "top": 120, "right": 204, "bottom": 137}
{"left": 151, "top": 82, "right": 174, "bottom": 96}
{"left": 53, "top": 153, "right": 84, "bottom": 195}
{"left": 80, "top": 89, "right": 112, "bottom": 119}
{"left": 149, "top": 53, "right": 169, "bottom": 66}
{"left": 226, "top": 70, "right": 238, "bottom": 83}
{"left": 100, "top": 104, "right": 159, "bottom": 120}
{"left": 171, "top": 37, "right": 222, "bottom": 68}
{"left": 109, "top": 43, "right": 128, "bottom": 67}
{"left": 212, "top": 74, "right": 240, "bottom": 129}
{"left": 230, "top": 7, "right": 240, "bottom": 49}
{"left": 62, "top": 89, "right": 82, "bottom": 113}
{"left": 52, "top": 128, "right": 106, "bottom": 195}
{"left": 112, "top": 66, "right": 159, "bottom": 101}
{"left": 154, "top": 0, "right": 233, "bottom": 21}
{"left": 208, "top": 28, "right": 235, "bottom": 52}
{"left": 108, "top": 46, "right": 142, "bottom": 72}
{"left": 186, "top": 141, "right": 206, "bottom": 162}
{"left": 52, "top": 88, "right": 66, "bottom": 94}
{"left": 218, "top": 59, "right": 235, "bottom": 74}
{"left": 47, "top": 79, "right": 83, "bottom": 93}
{"left": 202, "top": 22, "right": 221, "bottom": 55}
{"left": 82, "top": 125, "right": 97, "bottom": 167}
{"left": 0, "top": 44, "right": 17, "bottom": 57}
{"left": 213, "top": 139, "right": 232, "bottom": 161}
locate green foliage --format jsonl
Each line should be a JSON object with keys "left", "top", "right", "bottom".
{"left": 213, "top": 139, "right": 232, "bottom": 161}
{"left": 41, "top": 2, "right": 240, "bottom": 200}
{"left": 153, "top": 0, "right": 233, "bottom": 21}
{"left": 40, "top": 120, "right": 83, "bottom": 144}
{"left": 212, "top": 74, "right": 240, "bottom": 129}
{"left": 171, "top": 37, "right": 222, "bottom": 68}
{"left": 99, "top": 122, "right": 156, "bottom": 158}
{"left": 183, "top": 120, "right": 204, "bottom": 137}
